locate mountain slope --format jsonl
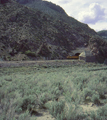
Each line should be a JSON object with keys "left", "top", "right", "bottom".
{"left": 97, "top": 30, "right": 107, "bottom": 40}
{"left": 16, "top": 0, "right": 96, "bottom": 36}
{"left": 0, "top": 0, "right": 107, "bottom": 62}
{"left": 16, "top": 0, "right": 67, "bottom": 15}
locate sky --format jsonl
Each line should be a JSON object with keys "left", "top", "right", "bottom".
{"left": 44, "top": 0, "right": 107, "bottom": 31}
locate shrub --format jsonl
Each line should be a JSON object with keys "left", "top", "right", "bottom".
{"left": 18, "top": 110, "right": 31, "bottom": 120}
{"left": 82, "top": 88, "right": 93, "bottom": 102}
{"left": 50, "top": 81, "right": 64, "bottom": 100}
{"left": 0, "top": 97, "right": 16, "bottom": 120}
{"left": 51, "top": 51, "right": 59, "bottom": 59}
{"left": 25, "top": 50, "right": 36, "bottom": 57}
{"left": 48, "top": 101, "right": 87, "bottom": 120}
{"left": 15, "top": 95, "right": 38, "bottom": 114}
{"left": 96, "top": 104, "right": 107, "bottom": 119}
{"left": 90, "top": 105, "right": 107, "bottom": 120}
{"left": 49, "top": 100, "right": 65, "bottom": 119}
{"left": 91, "top": 94, "right": 100, "bottom": 105}
{"left": 38, "top": 93, "right": 50, "bottom": 109}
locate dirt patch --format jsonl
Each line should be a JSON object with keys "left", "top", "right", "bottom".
{"left": 80, "top": 102, "right": 101, "bottom": 112}
{"left": 35, "top": 110, "right": 55, "bottom": 120}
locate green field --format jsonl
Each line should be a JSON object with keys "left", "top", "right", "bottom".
{"left": 0, "top": 62, "right": 107, "bottom": 120}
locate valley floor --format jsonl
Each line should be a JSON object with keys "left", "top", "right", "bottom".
{"left": 0, "top": 61, "right": 107, "bottom": 120}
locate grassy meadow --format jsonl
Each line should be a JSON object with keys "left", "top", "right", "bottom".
{"left": 0, "top": 61, "right": 107, "bottom": 120}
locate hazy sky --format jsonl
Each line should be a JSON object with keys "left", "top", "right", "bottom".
{"left": 44, "top": 0, "right": 107, "bottom": 31}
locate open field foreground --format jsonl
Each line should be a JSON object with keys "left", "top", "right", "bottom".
{"left": 0, "top": 61, "right": 107, "bottom": 120}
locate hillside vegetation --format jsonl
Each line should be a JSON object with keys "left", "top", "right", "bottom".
{"left": 16, "top": 0, "right": 97, "bottom": 36}
{"left": 0, "top": 63, "right": 107, "bottom": 120}
{"left": 97, "top": 30, "right": 107, "bottom": 40}
{"left": 0, "top": 0, "right": 107, "bottom": 62}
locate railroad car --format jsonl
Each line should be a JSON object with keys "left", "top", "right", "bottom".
{"left": 67, "top": 53, "right": 80, "bottom": 59}
{"left": 67, "top": 55, "right": 79, "bottom": 59}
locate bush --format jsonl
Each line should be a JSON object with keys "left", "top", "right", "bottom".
{"left": 51, "top": 51, "right": 59, "bottom": 59}
{"left": 82, "top": 88, "right": 93, "bottom": 102}
{"left": 38, "top": 93, "right": 50, "bottom": 109}
{"left": 50, "top": 81, "right": 64, "bottom": 100}
{"left": 48, "top": 101, "right": 87, "bottom": 120}
{"left": 90, "top": 105, "right": 107, "bottom": 120}
{"left": 17, "top": 110, "right": 31, "bottom": 120}
{"left": 15, "top": 95, "right": 38, "bottom": 114}
{"left": 25, "top": 50, "right": 36, "bottom": 57}
{"left": 49, "top": 100, "right": 65, "bottom": 119}
{"left": 0, "top": 97, "right": 16, "bottom": 120}
{"left": 96, "top": 104, "right": 107, "bottom": 119}
{"left": 91, "top": 94, "right": 100, "bottom": 105}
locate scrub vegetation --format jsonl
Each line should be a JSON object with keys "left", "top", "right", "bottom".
{"left": 0, "top": 62, "right": 107, "bottom": 120}
{"left": 97, "top": 30, "right": 107, "bottom": 41}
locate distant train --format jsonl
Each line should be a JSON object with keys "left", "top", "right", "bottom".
{"left": 67, "top": 53, "right": 80, "bottom": 59}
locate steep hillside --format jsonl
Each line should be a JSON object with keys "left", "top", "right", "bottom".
{"left": 0, "top": 0, "right": 107, "bottom": 62}
{"left": 97, "top": 30, "right": 107, "bottom": 40}
{"left": 16, "top": 0, "right": 96, "bottom": 36}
